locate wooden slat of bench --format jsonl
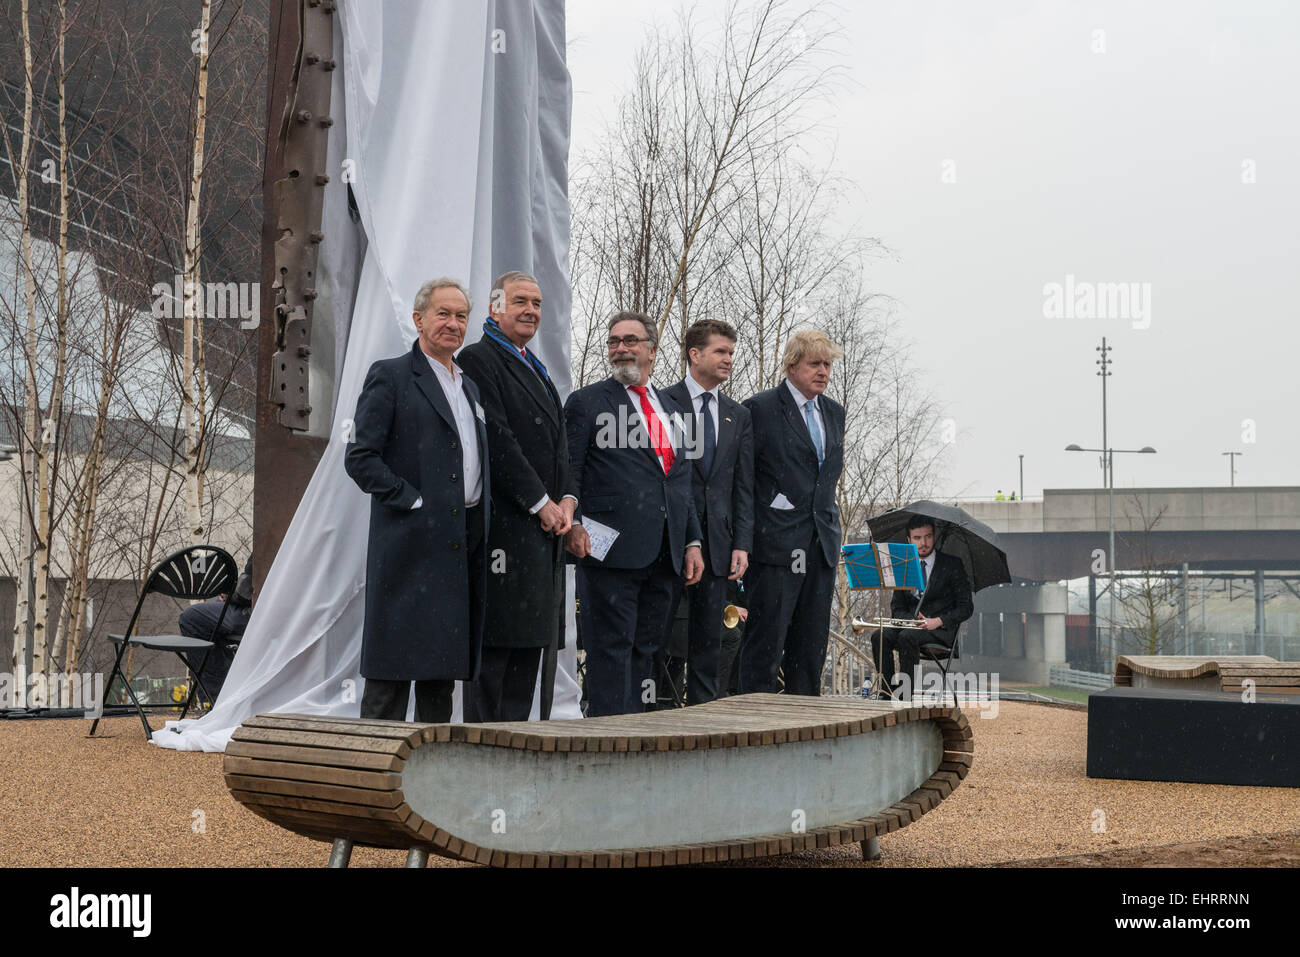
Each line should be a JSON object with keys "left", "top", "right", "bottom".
{"left": 231, "top": 788, "right": 414, "bottom": 824}
{"left": 224, "top": 774, "right": 403, "bottom": 808}
{"left": 242, "top": 714, "right": 431, "bottom": 744}
{"left": 221, "top": 755, "right": 400, "bottom": 791}
{"left": 225, "top": 740, "right": 403, "bottom": 772}
{"left": 242, "top": 804, "right": 423, "bottom": 849}
{"left": 230, "top": 725, "right": 412, "bottom": 758}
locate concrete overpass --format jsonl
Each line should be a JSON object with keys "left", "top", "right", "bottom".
{"left": 964, "top": 487, "right": 1300, "bottom": 582}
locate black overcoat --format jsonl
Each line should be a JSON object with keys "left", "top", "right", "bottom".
{"left": 743, "top": 381, "right": 845, "bottom": 569}
{"left": 456, "top": 331, "right": 575, "bottom": 649}
{"left": 344, "top": 341, "right": 491, "bottom": 681}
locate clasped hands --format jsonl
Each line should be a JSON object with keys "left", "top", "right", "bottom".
{"left": 537, "top": 497, "right": 575, "bottom": 536}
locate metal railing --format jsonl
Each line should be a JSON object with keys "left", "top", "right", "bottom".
{"left": 1048, "top": 665, "right": 1113, "bottom": 691}
{"left": 825, "top": 628, "right": 875, "bottom": 696}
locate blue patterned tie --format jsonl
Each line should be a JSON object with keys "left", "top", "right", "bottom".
{"left": 804, "top": 399, "right": 824, "bottom": 466}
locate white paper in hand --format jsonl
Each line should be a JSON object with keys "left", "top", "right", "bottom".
{"left": 581, "top": 517, "right": 620, "bottom": 561}
{"left": 770, "top": 493, "right": 796, "bottom": 510}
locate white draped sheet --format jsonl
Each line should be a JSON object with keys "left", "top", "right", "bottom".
{"left": 154, "top": 0, "right": 580, "bottom": 752}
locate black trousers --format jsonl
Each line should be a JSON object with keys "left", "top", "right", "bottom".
{"left": 360, "top": 501, "right": 484, "bottom": 724}
{"left": 576, "top": 526, "right": 678, "bottom": 717}
{"left": 717, "top": 620, "right": 744, "bottom": 698}
{"left": 871, "top": 628, "right": 950, "bottom": 696}
{"left": 360, "top": 678, "right": 455, "bottom": 723}
{"left": 465, "top": 645, "right": 542, "bottom": 722}
{"left": 737, "top": 536, "right": 837, "bottom": 696}
{"left": 178, "top": 601, "right": 251, "bottom": 700}
{"left": 664, "top": 559, "right": 727, "bottom": 706}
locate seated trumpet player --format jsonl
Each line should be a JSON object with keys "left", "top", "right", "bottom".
{"left": 870, "top": 516, "right": 973, "bottom": 698}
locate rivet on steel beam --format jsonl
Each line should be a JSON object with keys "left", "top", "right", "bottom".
{"left": 304, "top": 289, "right": 318, "bottom": 300}
{"left": 315, "top": 174, "right": 330, "bottom": 185}
{"left": 296, "top": 110, "right": 312, "bottom": 124}
{"left": 297, "top": 346, "right": 312, "bottom": 358}
{"left": 322, "top": 59, "right": 337, "bottom": 71}
{"left": 322, "top": 0, "right": 337, "bottom": 12}
{"left": 305, "top": 54, "right": 320, "bottom": 65}
{"left": 309, "top": 231, "right": 325, "bottom": 243}
{"left": 319, "top": 116, "right": 334, "bottom": 127}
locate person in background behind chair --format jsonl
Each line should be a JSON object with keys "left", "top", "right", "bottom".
{"left": 344, "top": 277, "right": 491, "bottom": 723}
{"left": 871, "top": 515, "right": 973, "bottom": 698}
{"left": 716, "top": 579, "right": 748, "bottom": 698}
{"left": 179, "top": 555, "right": 253, "bottom": 701}
{"left": 659, "top": 319, "right": 753, "bottom": 706}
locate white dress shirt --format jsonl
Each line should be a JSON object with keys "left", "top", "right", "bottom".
{"left": 624, "top": 382, "right": 680, "bottom": 451}
{"left": 786, "top": 378, "right": 825, "bottom": 449}
{"left": 413, "top": 353, "right": 482, "bottom": 507}
{"left": 917, "top": 552, "right": 936, "bottom": 612}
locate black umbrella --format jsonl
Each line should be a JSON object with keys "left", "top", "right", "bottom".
{"left": 865, "top": 500, "right": 1011, "bottom": 593}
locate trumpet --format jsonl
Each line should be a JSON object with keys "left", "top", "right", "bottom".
{"left": 723, "top": 604, "right": 742, "bottom": 629}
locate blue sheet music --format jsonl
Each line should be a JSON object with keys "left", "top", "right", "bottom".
{"left": 842, "top": 541, "right": 923, "bottom": 590}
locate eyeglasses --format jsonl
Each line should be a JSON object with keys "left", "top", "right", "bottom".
{"left": 606, "top": 335, "right": 651, "bottom": 349}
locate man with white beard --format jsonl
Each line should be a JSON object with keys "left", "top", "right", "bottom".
{"left": 562, "top": 311, "right": 704, "bottom": 716}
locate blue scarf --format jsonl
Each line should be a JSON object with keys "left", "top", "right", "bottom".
{"left": 482, "top": 317, "right": 551, "bottom": 383}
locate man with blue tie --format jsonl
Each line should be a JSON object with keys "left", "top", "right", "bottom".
{"left": 660, "top": 320, "right": 754, "bottom": 706}
{"left": 737, "top": 330, "right": 846, "bottom": 696}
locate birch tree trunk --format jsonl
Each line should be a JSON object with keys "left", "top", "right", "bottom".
{"left": 33, "top": 0, "right": 71, "bottom": 678}
{"left": 183, "top": 0, "right": 212, "bottom": 545}
{"left": 56, "top": 299, "right": 124, "bottom": 672}
{"left": 11, "top": 0, "right": 38, "bottom": 675}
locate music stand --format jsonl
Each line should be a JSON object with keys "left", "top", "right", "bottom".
{"left": 842, "top": 542, "right": 924, "bottom": 700}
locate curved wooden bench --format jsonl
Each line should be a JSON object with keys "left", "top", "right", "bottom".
{"left": 223, "top": 693, "right": 973, "bottom": 867}
{"left": 1115, "top": 655, "right": 1298, "bottom": 695}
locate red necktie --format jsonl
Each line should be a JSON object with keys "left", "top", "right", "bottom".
{"left": 629, "top": 385, "right": 675, "bottom": 473}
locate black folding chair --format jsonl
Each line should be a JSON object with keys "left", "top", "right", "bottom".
{"left": 89, "top": 545, "right": 240, "bottom": 740}
{"left": 919, "top": 633, "right": 961, "bottom": 707}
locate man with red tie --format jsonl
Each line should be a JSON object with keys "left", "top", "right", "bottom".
{"left": 564, "top": 312, "right": 705, "bottom": 717}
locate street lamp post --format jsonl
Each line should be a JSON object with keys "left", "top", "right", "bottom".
{"left": 1065, "top": 443, "right": 1157, "bottom": 668}
{"left": 1221, "top": 451, "right": 1242, "bottom": 487}
{"left": 1018, "top": 454, "right": 1024, "bottom": 501}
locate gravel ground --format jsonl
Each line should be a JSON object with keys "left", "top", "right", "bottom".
{"left": 2, "top": 702, "right": 1297, "bottom": 868}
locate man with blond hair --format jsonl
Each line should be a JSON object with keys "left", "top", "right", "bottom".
{"left": 736, "top": 329, "right": 845, "bottom": 696}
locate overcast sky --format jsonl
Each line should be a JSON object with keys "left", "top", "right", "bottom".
{"left": 566, "top": 0, "right": 1300, "bottom": 499}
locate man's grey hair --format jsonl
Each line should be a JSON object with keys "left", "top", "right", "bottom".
{"left": 490, "top": 270, "right": 541, "bottom": 309}
{"left": 413, "top": 277, "right": 472, "bottom": 314}
{"left": 607, "top": 310, "right": 658, "bottom": 348}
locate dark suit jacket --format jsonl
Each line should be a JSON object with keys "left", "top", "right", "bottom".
{"left": 890, "top": 551, "right": 974, "bottom": 647}
{"left": 456, "top": 331, "right": 575, "bottom": 649}
{"left": 743, "top": 381, "right": 845, "bottom": 569}
{"left": 661, "top": 379, "right": 754, "bottom": 578}
{"left": 564, "top": 377, "right": 702, "bottom": 573}
{"left": 344, "top": 341, "right": 490, "bottom": 681}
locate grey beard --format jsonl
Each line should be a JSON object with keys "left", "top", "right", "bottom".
{"left": 611, "top": 362, "right": 640, "bottom": 386}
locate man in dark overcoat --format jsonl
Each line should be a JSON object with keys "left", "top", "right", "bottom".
{"left": 344, "top": 277, "right": 490, "bottom": 723}
{"left": 456, "top": 270, "right": 576, "bottom": 721}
